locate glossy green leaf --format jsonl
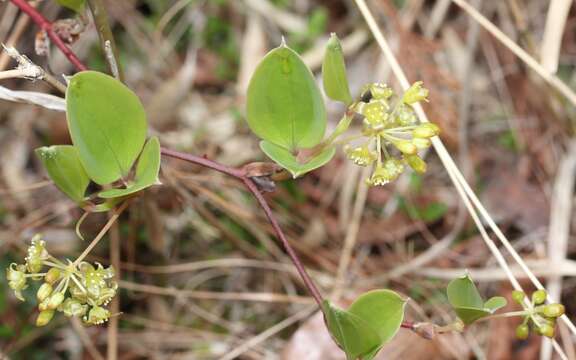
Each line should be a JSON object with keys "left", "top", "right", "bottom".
{"left": 247, "top": 43, "right": 326, "bottom": 152}
{"left": 322, "top": 33, "right": 352, "bottom": 105}
{"left": 56, "top": 0, "right": 85, "bottom": 12}
{"left": 447, "top": 274, "right": 483, "bottom": 309}
{"left": 99, "top": 137, "right": 161, "bottom": 199}
{"left": 66, "top": 71, "right": 147, "bottom": 185}
{"left": 447, "top": 274, "right": 506, "bottom": 324}
{"left": 35, "top": 145, "right": 90, "bottom": 202}
{"left": 322, "top": 301, "right": 382, "bottom": 360}
{"left": 322, "top": 290, "right": 407, "bottom": 360}
{"left": 484, "top": 296, "right": 507, "bottom": 312}
{"left": 260, "top": 140, "right": 335, "bottom": 178}
{"left": 348, "top": 290, "right": 407, "bottom": 344}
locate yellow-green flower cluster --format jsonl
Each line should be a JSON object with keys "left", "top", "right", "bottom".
{"left": 6, "top": 234, "right": 117, "bottom": 327}
{"left": 344, "top": 82, "right": 440, "bottom": 186}
{"left": 512, "top": 289, "right": 565, "bottom": 339}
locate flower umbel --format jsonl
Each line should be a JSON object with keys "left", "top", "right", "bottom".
{"left": 5, "top": 235, "right": 117, "bottom": 327}
{"left": 345, "top": 82, "right": 440, "bottom": 186}
{"left": 511, "top": 289, "right": 565, "bottom": 339}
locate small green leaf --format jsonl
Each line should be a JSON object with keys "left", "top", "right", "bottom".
{"left": 348, "top": 290, "right": 407, "bottom": 344}
{"left": 451, "top": 306, "right": 491, "bottom": 325}
{"left": 447, "top": 274, "right": 484, "bottom": 309}
{"left": 56, "top": 0, "right": 85, "bottom": 12}
{"left": 322, "top": 33, "right": 352, "bottom": 105}
{"left": 99, "top": 137, "right": 161, "bottom": 199}
{"left": 35, "top": 145, "right": 90, "bottom": 202}
{"left": 260, "top": 140, "right": 335, "bottom": 178}
{"left": 484, "top": 296, "right": 507, "bottom": 312}
{"left": 322, "top": 290, "right": 407, "bottom": 360}
{"left": 447, "top": 274, "right": 506, "bottom": 324}
{"left": 322, "top": 301, "right": 382, "bottom": 360}
{"left": 247, "top": 42, "right": 326, "bottom": 152}
{"left": 66, "top": 71, "right": 147, "bottom": 185}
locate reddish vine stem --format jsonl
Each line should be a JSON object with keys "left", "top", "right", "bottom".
{"left": 161, "top": 147, "right": 324, "bottom": 306}
{"left": 10, "top": 0, "right": 422, "bottom": 333}
{"left": 10, "top": 0, "right": 87, "bottom": 71}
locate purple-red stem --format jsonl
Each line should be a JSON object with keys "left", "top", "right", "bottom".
{"left": 10, "top": 0, "right": 87, "bottom": 71}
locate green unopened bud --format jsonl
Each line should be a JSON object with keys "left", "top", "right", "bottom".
{"left": 541, "top": 304, "right": 565, "bottom": 318}
{"left": 403, "top": 81, "right": 428, "bottom": 104}
{"left": 412, "top": 138, "right": 431, "bottom": 150}
{"left": 37, "top": 283, "right": 53, "bottom": 302}
{"left": 537, "top": 323, "right": 555, "bottom": 338}
{"left": 395, "top": 140, "right": 417, "bottom": 155}
{"left": 413, "top": 123, "right": 440, "bottom": 138}
{"left": 45, "top": 268, "right": 61, "bottom": 284}
{"left": 47, "top": 292, "right": 65, "bottom": 309}
{"left": 532, "top": 290, "right": 547, "bottom": 305}
{"left": 515, "top": 324, "right": 529, "bottom": 340}
{"left": 512, "top": 290, "right": 526, "bottom": 304}
{"left": 38, "top": 298, "right": 49, "bottom": 311}
{"left": 36, "top": 310, "right": 55, "bottom": 327}
{"left": 405, "top": 155, "right": 427, "bottom": 173}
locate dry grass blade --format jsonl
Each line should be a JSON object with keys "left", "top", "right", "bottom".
{"left": 540, "top": 0, "right": 572, "bottom": 74}
{"left": 450, "top": 0, "right": 576, "bottom": 106}
{"left": 541, "top": 141, "right": 576, "bottom": 360}
{"left": 353, "top": 0, "right": 576, "bottom": 355}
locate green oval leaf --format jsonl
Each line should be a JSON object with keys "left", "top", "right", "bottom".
{"left": 447, "top": 274, "right": 506, "bottom": 324}
{"left": 322, "top": 290, "right": 407, "bottom": 360}
{"left": 66, "top": 71, "right": 147, "bottom": 185}
{"left": 447, "top": 274, "right": 484, "bottom": 310}
{"left": 99, "top": 136, "right": 161, "bottom": 199}
{"left": 56, "top": 0, "right": 85, "bottom": 12}
{"left": 260, "top": 140, "right": 335, "bottom": 178}
{"left": 247, "top": 43, "right": 326, "bottom": 152}
{"left": 348, "top": 289, "right": 407, "bottom": 344}
{"left": 35, "top": 145, "right": 90, "bottom": 202}
{"left": 322, "top": 301, "right": 382, "bottom": 360}
{"left": 322, "top": 33, "right": 352, "bottom": 105}
{"left": 484, "top": 296, "right": 507, "bottom": 312}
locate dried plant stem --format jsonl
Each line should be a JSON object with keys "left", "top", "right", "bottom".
{"left": 87, "top": 0, "right": 123, "bottom": 80}
{"left": 107, "top": 214, "right": 120, "bottom": 360}
{"left": 72, "top": 201, "right": 130, "bottom": 267}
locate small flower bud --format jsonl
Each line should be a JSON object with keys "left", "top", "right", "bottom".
{"left": 512, "top": 290, "right": 526, "bottom": 304}
{"left": 541, "top": 304, "right": 565, "bottom": 318}
{"left": 532, "top": 290, "right": 547, "bottom": 305}
{"left": 45, "top": 268, "right": 61, "bottom": 284}
{"left": 36, "top": 310, "right": 55, "bottom": 327}
{"left": 38, "top": 298, "right": 49, "bottom": 311}
{"left": 515, "top": 324, "right": 529, "bottom": 340}
{"left": 403, "top": 81, "right": 428, "bottom": 104}
{"left": 537, "top": 323, "right": 555, "bottom": 338}
{"left": 37, "top": 283, "right": 53, "bottom": 302}
{"left": 395, "top": 140, "right": 417, "bottom": 155}
{"left": 405, "top": 155, "right": 427, "bottom": 173}
{"left": 47, "top": 292, "right": 65, "bottom": 310}
{"left": 7, "top": 263, "right": 27, "bottom": 301}
{"left": 413, "top": 123, "right": 440, "bottom": 138}
{"left": 412, "top": 138, "right": 431, "bottom": 150}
